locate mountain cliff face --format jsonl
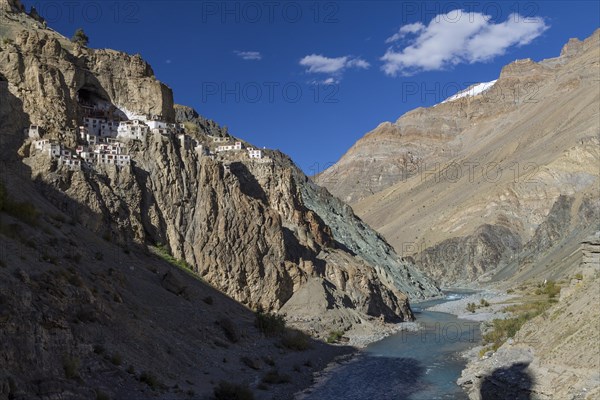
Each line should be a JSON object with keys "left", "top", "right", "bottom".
{"left": 0, "top": 180, "right": 356, "bottom": 399}
{"left": 0, "top": 32, "right": 174, "bottom": 136}
{"left": 0, "top": 5, "right": 440, "bottom": 337}
{"left": 317, "top": 29, "right": 600, "bottom": 286}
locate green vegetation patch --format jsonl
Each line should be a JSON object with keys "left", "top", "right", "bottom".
{"left": 534, "top": 280, "right": 561, "bottom": 298}
{"left": 155, "top": 244, "right": 193, "bottom": 271}
{"left": 0, "top": 181, "right": 39, "bottom": 226}
{"left": 326, "top": 330, "right": 344, "bottom": 343}
{"left": 63, "top": 356, "right": 80, "bottom": 379}
{"left": 139, "top": 371, "right": 162, "bottom": 390}
{"left": 281, "top": 330, "right": 310, "bottom": 351}
{"left": 255, "top": 307, "right": 286, "bottom": 337}
{"left": 482, "top": 300, "right": 553, "bottom": 352}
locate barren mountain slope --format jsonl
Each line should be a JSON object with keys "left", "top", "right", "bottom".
{"left": 319, "top": 29, "right": 600, "bottom": 286}
{"left": 0, "top": 172, "right": 358, "bottom": 400}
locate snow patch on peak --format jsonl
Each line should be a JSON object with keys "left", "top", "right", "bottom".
{"left": 441, "top": 80, "right": 498, "bottom": 104}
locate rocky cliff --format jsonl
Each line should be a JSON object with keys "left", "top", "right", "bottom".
{"left": 0, "top": 175, "right": 355, "bottom": 400}
{"left": 0, "top": 0, "right": 24, "bottom": 13}
{"left": 317, "top": 29, "right": 600, "bottom": 286}
{"left": 174, "top": 104, "right": 229, "bottom": 138}
{"left": 0, "top": 6, "right": 174, "bottom": 140}
{"left": 0, "top": 4, "right": 440, "bottom": 337}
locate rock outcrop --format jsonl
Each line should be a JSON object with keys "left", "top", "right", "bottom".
{"left": 580, "top": 232, "right": 600, "bottom": 278}
{"left": 174, "top": 104, "right": 229, "bottom": 138}
{"left": 0, "top": 21, "right": 174, "bottom": 140}
{"left": 414, "top": 224, "right": 522, "bottom": 286}
{"left": 0, "top": 176, "right": 354, "bottom": 400}
{"left": 0, "top": 0, "right": 24, "bottom": 13}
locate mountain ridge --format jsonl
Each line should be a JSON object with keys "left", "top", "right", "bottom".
{"left": 317, "top": 28, "right": 600, "bottom": 286}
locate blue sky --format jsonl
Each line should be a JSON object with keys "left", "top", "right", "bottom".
{"left": 24, "top": 1, "right": 599, "bottom": 173}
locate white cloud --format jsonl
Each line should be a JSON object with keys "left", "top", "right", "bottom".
{"left": 309, "top": 77, "right": 339, "bottom": 85}
{"left": 299, "top": 54, "right": 370, "bottom": 74}
{"left": 381, "top": 11, "right": 548, "bottom": 76}
{"left": 234, "top": 50, "right": 262, "bottom": 61}
{"left": 385, "top": 22, "right": 425, "bottom": 43}
{"left": 347, "top": 58, "right": 371, "bottom": 69}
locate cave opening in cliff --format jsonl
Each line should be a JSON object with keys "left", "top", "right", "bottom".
{"left": 0, "top": 73, "right": 7, "bottom": 82}
{"left": 76, "top": 86, "right": 125, "bottom": 121}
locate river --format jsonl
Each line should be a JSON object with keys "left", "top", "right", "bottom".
{"left": 298, "top": 291, "right": 480, "bottom": 400}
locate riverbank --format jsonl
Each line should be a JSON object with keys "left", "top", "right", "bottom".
{"left": 427, "top": 289, "right": 517, "bottom": 322}
{"left": 450, "top": 279, "right": 600, "bottom": 399}
{"left": 294, "top": 292, "right": 483, "bottom": 399}
{"left": 289, "top": 321, "right": 422, "bottom": 400}
{"left": 343, "top": 321, "right": 421, "bottom": 348}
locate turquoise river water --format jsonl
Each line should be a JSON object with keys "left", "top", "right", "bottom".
{"left": 300, "top": 291, "right": 480, "bottom": 400}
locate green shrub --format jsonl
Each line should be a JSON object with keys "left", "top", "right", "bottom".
{"left": 155, "top": 244, "right": 193, "bottom": 271}
{"left": 326, "top": 330, "right": 344, "bottom": 343}
{"left": 52, "top": 213, "right": 67, "bottom": 224}
{"left": 484, "top": 301, "right": 552, "bottom": 351}
{"left": 219, "top": 317, "right": 239, "bottom": 343}
{"left": 0, "top": 182, "right": 38, "bottom": 225}
{"left": 480, "top": 299, "right": 490, "bottom": 307}
{"left": 9, "top": 202, "right": 38, "bottom": 225}
{"left": 63, "top": 356, "right": 80, "bottom": 379}
{"left": 93, "top": 344, "right": 105, "bottom": 355}
{"left": 41, "top": 252, "right": 58, "bottom": 265}
{"left": 261, "top": 370, "right": 291, "bottom": 384}
{"left": 0, "top": 182, "right": 5, "bottom": 210}
{"left": 110, "top": 353, "right": 122, "bottom": 366}
{"left": 574, "top": 273, "right": 583, "bottom": 280}
{"left": 139, "top": 371, "right": 161, "bottom": 390}
{"left": 95, "top": 389, "right": 110, "bottom": 400}
{"left": 214, "top": 381, "right": 254, "bottom": 400}
{"left": 281, "top": 330, "right": 310, "bottom": 351}
{"left": 65, "top": 252, "right": 82, "bottom": 264}
{"left": 255, "top": 307, "right": 286, "bottom": 336}
{"left": 71, "top": 28, "right": 89, "bottom": 46}
{"left": 542, "top": 280, "right": 561, "bottom": 298}
{"left": 478, "top": 346, "right": 494, "bottom": 358}
{"left": 263, "top": 356, "right": 275, "bottom": 366}
{"left": 466, "top": 302, "right": 477, "bottom": 313}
